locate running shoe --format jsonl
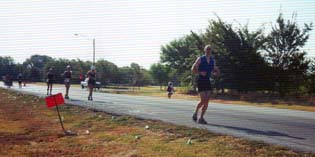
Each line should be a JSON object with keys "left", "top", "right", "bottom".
{"left": 198, "top": 118, "right": 208, "bottom": 124}
{"left": 192, "top": 113, "right": 197, "bottom": 122}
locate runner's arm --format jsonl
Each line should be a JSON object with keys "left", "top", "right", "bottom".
{"left": 191, "top": 57, "right": 201, "bottom": 74}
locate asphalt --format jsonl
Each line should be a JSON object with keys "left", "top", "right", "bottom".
{"left": 1, "top": 83, "right": 315, "bottom": 152}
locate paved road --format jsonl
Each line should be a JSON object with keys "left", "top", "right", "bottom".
{"left": 2, "top": 83, "right": 315, "bottom": 152}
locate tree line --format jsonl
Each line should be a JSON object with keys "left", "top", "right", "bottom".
{"left": 153, "top": 13, "right": 314, "bottom": 96}
{"left": 0, "top": 55, "right": 152, "bottom": 87}
{"left": 0, "top": 13, "right": 314, "bottom": 96}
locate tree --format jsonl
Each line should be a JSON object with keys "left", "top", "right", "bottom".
{"left": 69, "top": 59, "right": 91, "bottom": 83}
{"left": 306, "top": 59, "right": 315, "bottom": 94}
{"left": 150, "top": 63, "right": 170, "bottom": 90}
{"left": 23, "top": 55, "right": 53, "bottom": 81}
{"left": 95, "top": 59, "right": 119, "bottom": 85}
{"left": 160, "top": 33, "right": 203, "bottom": 87}
{"left": 117, "top": 66, "right": 133, "bottom": 85}
{"left": 204, "top": 18, "right": 269, "bottom": 93}
{"left": 43, "top": 59, "right": 71, "bottom": 83}
{"left": 264, "top": 13, "right": 313, "bottom": 95}
{"left": 137, "top": 68, "right": 153, "bottom": 86}
{"left": 130, "top": 63, "right": 141, "bottom": 88}
{"left": 0, "top": 56, "right": 16, "bottom": 80}
{"left": 68, "top": 59, "right": 92, "bottom": 83}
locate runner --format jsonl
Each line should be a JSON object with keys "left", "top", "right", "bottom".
{"left": 79, "top": 73, "right": 84, "bottom": 82}
{"left": 46, "top": 68, "right": 54, "bottom": 95}
{"left": 167, "top": 81, "right": 175, "bottom": 99}
{"left": 191, "top": 45, "right": 220, "bottom": 124}
{"left": 4, "top": 74, "right": 12, "bottom": 88}
{"left": 17, "top": 73, "right": 23, "bottom": 88}
{"left": 86, "top": 66, "right": 96, "bottom": 101}
{"left": 63, "top": 65, "right": 72, "bottom": 99}
{"left": 23, "top": 75, "right": 27, "bottom": 87}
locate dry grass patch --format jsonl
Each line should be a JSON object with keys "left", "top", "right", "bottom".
{"left": 0, "top": 88, "right": 314, "bottom": 156}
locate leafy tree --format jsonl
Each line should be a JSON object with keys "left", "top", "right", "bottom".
{"left": 306, "top": 59, "right": 315, "bottom": 94}
{"left": 70, "top": 59, "right": 92, "bottom": 83}
{"left": 0, "top": 56, "right": 16, "bottom": 80}
{"left": 150, "top": 63, "right": 170, "bottom": 90}
{"left": 204, "top": 18, "right": 268, "bottom": 92}
{"left": 264, "top": 13, "right": 313, "bottom": 95}
{"left": 160, "top": 33, "right": 203, "bottom": 87}
{"left": 23, "top": 55, "right": 53, "bottom": 81}
{"left": 43, "top": 58, "right": 71, "bottom": 83}
{"left": 137, "top": 68, "right": 152, "bottom": 86}
{"left": 95, "top": 59, "right": 119, "bottom": 85}
{"left": 117, "top": 66, "right": 133, "bottom": 85}
{"left": 130, "top": 63, "right": 141, "bottom": 87}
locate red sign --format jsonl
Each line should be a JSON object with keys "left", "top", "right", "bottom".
{"left": 45, "top": 93, "right": 65, "bottom": 108}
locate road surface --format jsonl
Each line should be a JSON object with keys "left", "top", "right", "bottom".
{"left": 1, "top": 83, "right": 315, "bottom": 152}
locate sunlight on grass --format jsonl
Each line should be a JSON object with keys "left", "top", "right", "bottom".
{"left": 1, "top": 88, "right": 313, "bottom": 156}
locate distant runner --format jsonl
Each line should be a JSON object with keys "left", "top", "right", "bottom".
{"left": 17, "top": 73, "right": 23, "bottom": 88}
{"left": 167, "top": 81, "right": 175, "bottom": 99}
{"left": 46, "top": 68, "right": 54, "bottom": 95}
{"left": 79, "top": 73, "right": 84, "bottom": 81}
{"left": 86, "top": 66, "right": 96, "bottom": 101}
{"left": 4, "top": 74, "right": 12, "bottom": 88}
{"left": 191, "top": 45, "right": 220, "bottom": 124}
{"left": 23, "top": 75, "right": 27, "bottom": 87}
{"left": 63, "top": 65, "right": 72, "bottom": 99}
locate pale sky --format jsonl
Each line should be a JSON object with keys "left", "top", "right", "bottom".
{"left": 0, "top": 0, "right": 314, "bottom": 69}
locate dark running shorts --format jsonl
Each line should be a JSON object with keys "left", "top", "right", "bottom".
{"left": 197, "top": 79, "right": 211, "bottom": 92}
{"left": 64, "top": 78, "right": 71, "bottom": 85}
{"left": 88, "top": 79, "right": 96, "bottom": 86}
{"left": 47, "top": 79, "right": 53, "bottom": 84}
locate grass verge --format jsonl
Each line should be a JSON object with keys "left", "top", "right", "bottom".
{"left": 0, "top": 88, "right": 314, "bottom": 156}
{"left": 101, "top": 86, "right": 315, "bottom": 112}
{"left": 29, "top": 83, "right": 315, "bottom": 112}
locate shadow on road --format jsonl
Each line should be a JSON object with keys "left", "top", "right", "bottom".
{"left": 206, "top": 123, "right": 305, "bottom": 140}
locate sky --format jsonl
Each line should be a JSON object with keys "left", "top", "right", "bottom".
{"left": 0, "top": 0, "right": 314, "bottom": 69}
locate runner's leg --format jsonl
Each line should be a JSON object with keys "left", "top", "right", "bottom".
{"left": 47, "top": 82, "right": 49, "bottom": 95}
{"left": 65, "top": 83, "right": 70, "bottom": 97}
{"left": 88, "top": 85, "right": 93, "bottom": 100}
{"left": 193, "top": 92, "right": 207, "bottom": 121}
{"left": 67, "top": 84, "right": 70, "bottom": 97}
{"left": 195, "top": 92, "right": 207, "bottom": 114}
{"left": 200, "top": 91, "right": 210, "bottom": 119}
{"left": 49, "top": 83, "right": 53, "bottom": 95}
{"left": 90, "top": 85, "right": 93, "bottom": 100}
